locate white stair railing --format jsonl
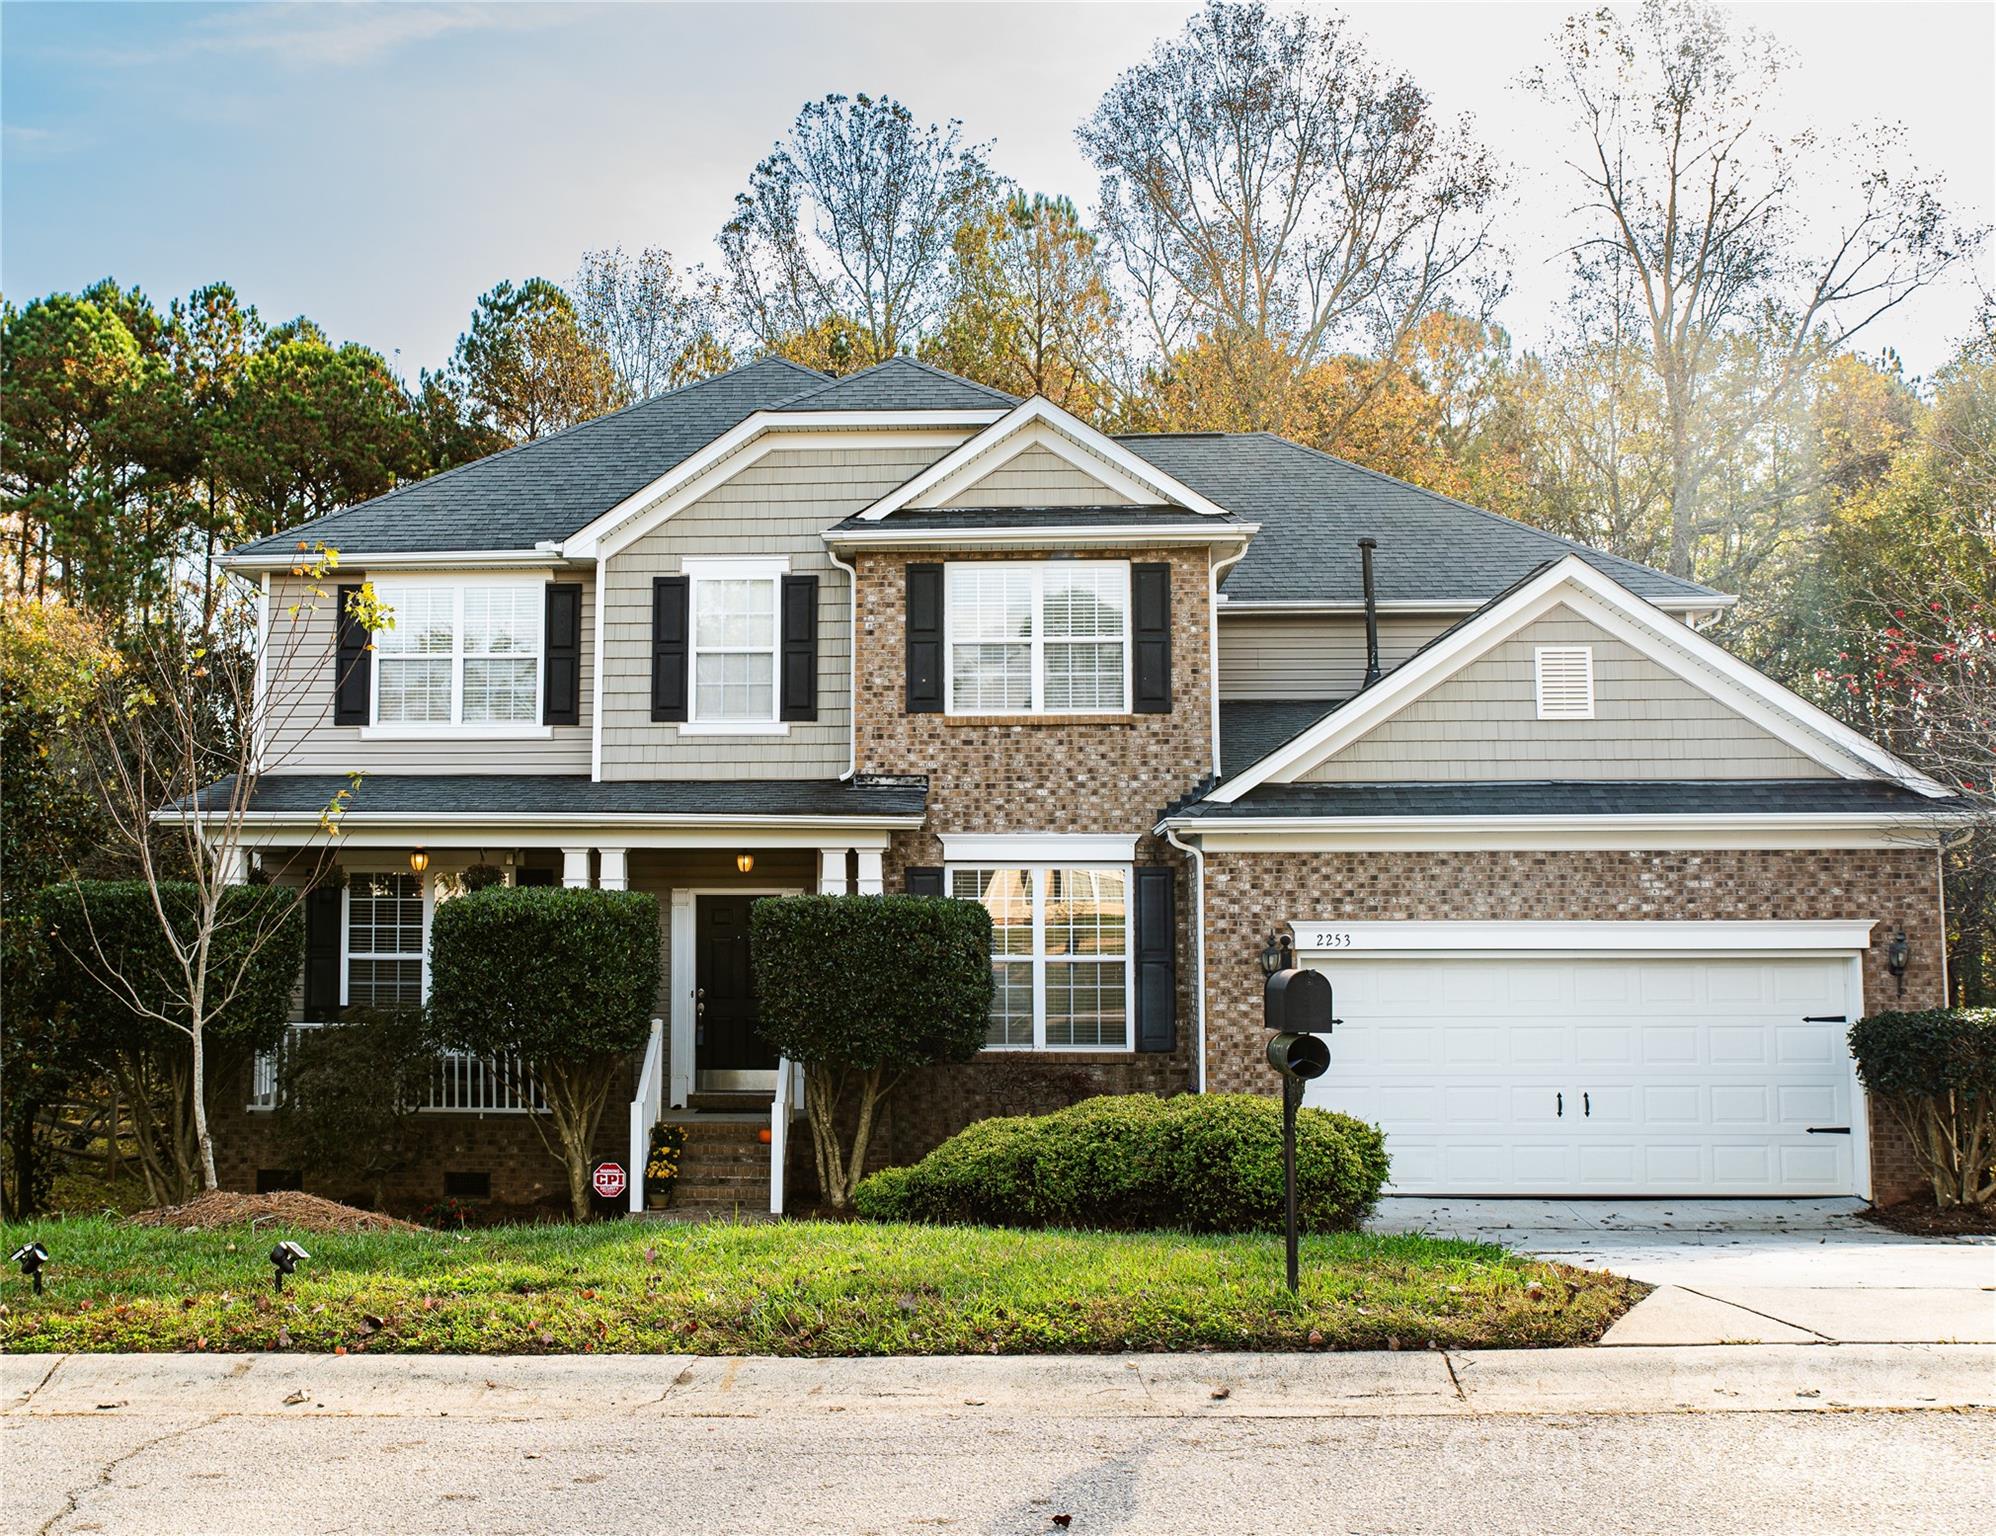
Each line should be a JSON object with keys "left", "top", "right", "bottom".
{"left": 628, "top": 1017, "right": 665, "bottom": 1214}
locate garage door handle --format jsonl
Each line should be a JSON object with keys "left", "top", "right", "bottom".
{"left": 1583, "top": 1092, "right": 1591, "bottom": 1117}
{"left": 1802, "top": 1015, "right": 1847, "bottom": 1024}
{"left": 1806, "top": 1126, "right": 1851, "bottom": 1135}
{"left": 1556, "top": 1092, "right": 1563, "bottom": 1118}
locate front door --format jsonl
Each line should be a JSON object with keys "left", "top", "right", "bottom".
{"left": 694, "top": 894, "right": 777, "bottom": 1091}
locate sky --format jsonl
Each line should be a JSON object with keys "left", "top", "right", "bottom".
{"left": 4, "top": 0, "right": 1992, "bottom": 383}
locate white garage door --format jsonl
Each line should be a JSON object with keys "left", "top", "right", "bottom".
{"left": 1301, "top": 954, "right": 1860, "bottom": 1196}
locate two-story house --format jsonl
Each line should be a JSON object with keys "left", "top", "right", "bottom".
{"left": 198, "top": 355, "right": 1958, "bottom": 1213}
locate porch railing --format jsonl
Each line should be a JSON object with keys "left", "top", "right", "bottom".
{"left": 248, "top": 1022, "right": 545, "bottom": 1115}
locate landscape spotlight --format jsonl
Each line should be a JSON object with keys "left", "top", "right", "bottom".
{"left": 269, "top": 1240, "right": 310, "bottom": 1293}
{"left": 11, "top": 1241, "right": 49, "bottom": 1296}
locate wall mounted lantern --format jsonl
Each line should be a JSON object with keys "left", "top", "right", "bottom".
{"left": 1259, "top": 929, "right": 1294, "bottom": 978}
{"left": 1887, "top": 930, "right": 1910, "bottom": 995}
{"left": 736, "top": 852, "right": 755, "bottom": 875}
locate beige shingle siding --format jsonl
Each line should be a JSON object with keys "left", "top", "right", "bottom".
{"left": 598, "top": 443, "right": 954, "bottom": 781}
{"left": 1297, "top": 605, "right": 1833, "bottom": 782}
{"left": 942, "top": 443, "right": 1137, "bottom": 507}
{"left": 260, "top": 570, "right": 594, "bottom": 775}
{"left": 1217, "top": 613, "right": 1446, "bottom": 701}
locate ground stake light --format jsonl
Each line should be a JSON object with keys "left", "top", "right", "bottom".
{"left": 11, "top": 1241, "right": 49, "bottom": 1296}
{"left": 269, "top": 1240, "right": 310, "bottom": 1293}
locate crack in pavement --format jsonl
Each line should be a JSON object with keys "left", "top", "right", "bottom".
{"left": 35, "top": 1412, "right": 228, "bottom": 1536}
{"left": 1441, "top": 1352, "right": 1472, "bottom": 1409}
{"left": 8, "top": 1354, "right": 68, "bottom": 1413}
{"left": 1675, "top": 1285, "right": 1839, "bottom": 1343}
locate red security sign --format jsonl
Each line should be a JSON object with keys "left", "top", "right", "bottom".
{"left": 592, "top": 1162, "right": 627, "bottom": 1200}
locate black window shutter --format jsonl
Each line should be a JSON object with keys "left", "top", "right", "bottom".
{"left": 780, "top": 573, "right": 819, "bottom": 722}
{"left": 1132, "top": 562, "right": 1171, "bottom": 714}
{"left": 333, "top": 584, "right": 370, "bottom": 725}
{"left": 651, "top": 575, "right": 689, "bottom": 722}
{"left": 905, "top": 867, "right": 945, "bottom": 898}
{"left": 906, "top": 563, "right": 944, "bottom": 713}
{"left": 303, "top": 886, "right": 343, "bottom": 1019}
{"left": 543, "top": 583, "right": 582, "bottom": 726}
{"left": 1133, "top": 865, "right": 1177, "bottom": 1052}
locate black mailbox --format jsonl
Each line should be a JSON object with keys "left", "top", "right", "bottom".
{"left": 1264, "top": 967, "right": 1336, "bottom": 1034}
{"left": 1266, "top": 1031, "right": 1331, "bottom": 1079}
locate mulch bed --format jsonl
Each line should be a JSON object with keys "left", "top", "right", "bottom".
{"left": 128, "top": 1191, "right": 423, "bottom": 1235}
{"left": 1859, "top": 1192, "right": 1996, "bottom": 1237}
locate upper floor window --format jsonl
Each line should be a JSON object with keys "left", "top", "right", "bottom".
{"left": 945, "top": 560, "right": 1129, "bottom": 715}
{"left": 373, "top": 580, "right": 542, "bottom": 727}
{"left": 687, "top": 560, "right": 781, "bottom": 724}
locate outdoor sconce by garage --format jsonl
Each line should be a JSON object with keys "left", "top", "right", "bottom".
{"left": 269, "top": 1240, "right": 310, "bottom": 1293}
{"left": 1887, "top": 930, "right": 1910, "bottom": 995}
{"left": 1259, "top": 929, "right": 1295, "bottom": 978}
{"left": 11, "top": 1241, "right": 49, "bottom": 1296}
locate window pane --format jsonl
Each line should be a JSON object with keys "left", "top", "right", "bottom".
{"left": 463, "top": 657, "right": 539, "bottom": 723}
{"left": 1047, "top": 960, "right": 1127, "bottom": 1048}
{"left": 376, "top": 658, "right": 451, "bottom": 723}
{"left": 1043, "top": 565, "right": 1125, "bottom": 639}
{"left": 1044, "top": 641, "right": 1125, "bottom": 711}
{"left": 694, "top": 651, "right": 775, "bottom": 720}
{"left": 696, "top": 578, "right": 776, "bottom": 649}
{"left": 947, "top": 566, "right": 1033, "bottom": 640}
{"left": 463, "top": 587, "right": 539, "bottom": 655}
{"left": 348, "top": 872, "right": 423, "bottom": 954}
{"left": 349, "top": 958, "right": 424, "bottom": 1010}
{"left": 374, "top": 587, "right": 452, "bottom": 655}
{"left": 951, "top": 867, "right": 1036, "bottom": 1046}
{"left": 951, "top": 643, "right": 1032, "bottom": 711}
{"left": 1044, "top": 868, "right": 1126, "bottom": 957}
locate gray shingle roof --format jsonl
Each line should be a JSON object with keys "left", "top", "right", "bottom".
{"left": 232, "top": 357, "right": 828, "bottom": 558}
{"left": 1169, "top": 779, "right": 1949, "bottom": 821}
{"left": 831, "top": 505, "right": 1250, "bottom": 532}
{"left": 1122, "top": 432, "right": 1720, "bottom": 608}
{"left": 774, "top": 357, "right": 1017, "bottom": 412}
{"left": 181, "top": 774, "right": 927, "bottom": 820}
{"left": 1218, "top": 699, "right": 1344, "bottom": 777}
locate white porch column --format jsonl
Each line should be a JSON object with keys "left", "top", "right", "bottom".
{"left": 855, "top": 848, "right": 885, "bottom": 896}
{"left": 597, "top": 847, "right": 629, "bottom": 891}
{"left": 818, "top": 846, "right": 849, "bottom": 894}
{"left": 561, "top": 847, "right": 592, "bottom": 888}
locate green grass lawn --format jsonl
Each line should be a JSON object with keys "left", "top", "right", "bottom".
{"left": 0, "top": 1216, "right": 1641, "bottom": 1356}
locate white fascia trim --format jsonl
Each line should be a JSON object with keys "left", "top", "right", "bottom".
{"left": 1165, "top": 813, "right": 1956, "bottom": 853}
{"left": 1285, "top": 918, "right": 1877, "bottom": 955}
{"left": 563, "top": 413, "right": 996, "bottom": 560}
{"left": 1210, "top": 555, "right": 1946, "bottom": 802}
{"left": 224, "top": 548, "right": 565, "bottom": 573}
{"left": 1216, "top": 592, "right": 1735, "bottom": 617}
{"left": 207, "top": 813, "right": 920, "bottom": 851}
{"left": 858, "top": 398, "right": 1235, "bottom": 522}
{"left": 910, "top": 420, "right": 1165, "bottom": 510}
{"left": 681, "top": 555, "right": 791, "bottom": 578}
{"left": 940, "top": 832, "right": 1141, "bottom": 863}
{"left": 826, "top": 523, "right": 1259, "bottom": 550}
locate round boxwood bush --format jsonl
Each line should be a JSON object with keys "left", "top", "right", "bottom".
{"left": 852, "top": 1092, "right": 1389, "bottom": 1233}
{"left": 1849, "top": 1007, "right": 1995, "bottom": 1208}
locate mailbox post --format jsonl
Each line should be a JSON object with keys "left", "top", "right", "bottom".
{"left": 1263, "top": 965, "right": 1338, "bottom": 1294}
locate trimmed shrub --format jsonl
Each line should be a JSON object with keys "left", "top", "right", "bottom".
{"left": 753, "top": 893, "right": 992, "bottom": 1209}
{"left": 1850, "top": 1008, "right": 1996, "bottom": 1208}
{"left": 275, "top": 1009, "right": 436, "bottom": 1210}
{"left": 429, "top": 886, "right": 660, "bottom": 1219}
{"left": 853, "top": 1092, "right": 1390, "bottom": 1233}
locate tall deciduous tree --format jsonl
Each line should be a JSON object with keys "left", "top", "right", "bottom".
{"left": 1531, "top": 0, "right": 1978, "bottom": 578}
{"left": 574, "top": 246, "right": 731, "bottom": 401}
{"left": 1079, "top": 0, "right": 1502, "bottom": 431}
{"left": 718, "top": 93, "right": 993, "bottom": 371}
{"left": 448, "top": 278, "right": 622, "bottom": 442}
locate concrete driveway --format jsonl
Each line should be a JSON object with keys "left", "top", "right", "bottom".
{"left": 1372, "top": 1197, "right": 1996, "bottom": 1345}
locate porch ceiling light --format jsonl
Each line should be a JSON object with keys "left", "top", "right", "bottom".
{"left": 1259, "top": 929, "right": 1294, "bottom": 978}
{"left": 736, "top": 852, "right": 755, "bottom": 875}
{"left": 408, "top": 848, "right": 430, "bottom": 875}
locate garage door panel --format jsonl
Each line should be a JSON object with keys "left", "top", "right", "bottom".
{"left": 1304, "top": 954, "right": 1857, "bottom": 1196}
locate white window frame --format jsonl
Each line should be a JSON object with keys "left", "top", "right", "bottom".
{"left": 337, "top": 858, "right": 515, "bottom": 1008}
{"left": 680, "top": 556, "right": 791, "bottom": 736}
{"left": 365, "top": 574, "right": 552, "bottom": 739}
{"left": 948, "top": 861, "right": 1135, "bottom": 1053}
{"left": 1534, "top": 644, "right": 1596, "bottom": 720}
{"left": 943, "top": 559, "right": 1132, "bottom": 717}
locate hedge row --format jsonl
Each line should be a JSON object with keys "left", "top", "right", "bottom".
{"left": 853, "top": 1093, "right": 1390, "bottom": 1234}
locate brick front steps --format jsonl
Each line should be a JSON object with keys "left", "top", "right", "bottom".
{"left": 643, "top": 1117, "right": 774, "bottom": 1218}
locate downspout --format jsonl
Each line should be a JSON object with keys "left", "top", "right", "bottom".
{"left": 827, "top": 545, "right": 860, "bottom": 781}
{"left": 1162, "top": 823, "right": 1210, "bottom": 1094}
{"left": 1207, "top": 537, "right": 1252, "bottom": 777}
{"left": 1358, "top": 537, "right": 1382, "bottom": 689}
{"left": 590, "top": 552, "right": 608, "bottom": 782}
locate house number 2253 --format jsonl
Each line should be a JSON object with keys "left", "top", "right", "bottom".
{"left": 1303, "top": 930, "right": 1355, "bottom": 950}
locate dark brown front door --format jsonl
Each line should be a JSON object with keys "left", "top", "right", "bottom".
{"left": 695, "top": 895, "right": 776, "bottom": 1087}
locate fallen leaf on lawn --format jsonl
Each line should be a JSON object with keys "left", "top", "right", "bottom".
{"left": 538, "top": 1331, "right": 555, "bottom": 1347}
{"left": 360, "top": 1313, "right": 384, "bottom": 1333}
{"left": 1306, "top": 1329, "right": 1325, "bottom": 1347}
{"left": 643, "top": 1247, "right": 658, "bottom": 1265}
{"left": 421, "top": 1297, "right": 440, "bottom": 1312}
{"left": 275, "top": 1328, "right": 293, "bottom": 1349}
{"left": 334, "top": 1345, "right": 347, "bottom": 1356}
{"left": 180, "top": 1297, "right": 197, "bottom": 1310}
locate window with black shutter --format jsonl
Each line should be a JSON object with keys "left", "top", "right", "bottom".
{"left": 543, "top": 583, "right": 582, "bottom": 726}
{"left": 780, "top": 573, "right": 819, "bottom": 721}
{"left": 651, "top": 575, "right": 689, "bottom": 722}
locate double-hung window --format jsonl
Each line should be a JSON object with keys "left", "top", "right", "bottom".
{"left": 949, "top": 865, "right": 1131, "bottom": 1050}
{"left": 345, "top": 872, "right": 425, "bottom": 1008}
{"left": 685, "top": 558, "right": 784, "bottom": 729}
{"left": 945, "top": 561, "right": 1129, "bottom": 715}
{"left": 372, "top": 579, "right": 542, "bottom": 729}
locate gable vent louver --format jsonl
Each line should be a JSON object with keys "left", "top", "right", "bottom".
{"left": 1534, "top": 646, "right": 1595, "bottom": 719}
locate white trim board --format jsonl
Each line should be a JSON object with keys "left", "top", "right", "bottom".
{"left": 1208, "top": 555, "right": 1948, "bottom": 802}
{"left": 857, "top": 397, "right": 1235, "bottom": 522}
{"left": 1171, "top": 814, "right": 1955, "bottom": 853}
{"left": 825, "top": 523, "right": 1257, "bottom": 550}
{"left": 940, "top": 832, "right": 1141, "bottom": 863}
{"left": 1286, "top": 918, "right": 1878, "bottom": 955}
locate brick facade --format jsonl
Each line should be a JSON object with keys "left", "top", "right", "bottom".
{"left": 1197, "top": 843, "right": 1945, "bottom": 1202}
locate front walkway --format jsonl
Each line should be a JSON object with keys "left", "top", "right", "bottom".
{"left": 1371, "top": 1197, "right": 1996, "bottom": 1345}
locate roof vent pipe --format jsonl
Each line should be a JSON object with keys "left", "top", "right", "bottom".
{"left": 1358, "top": 537, "right": 1382, "bottom": 688}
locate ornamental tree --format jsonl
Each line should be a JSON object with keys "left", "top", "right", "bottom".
{"left": 428, "top": 887, "right": 660, "bottom": 1220}
{"left": 751, "top": 893, "right": 992, "bottom": 1209}
{"left": 1850, "top": 1008, "right": 1996, "bottom": 1209}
